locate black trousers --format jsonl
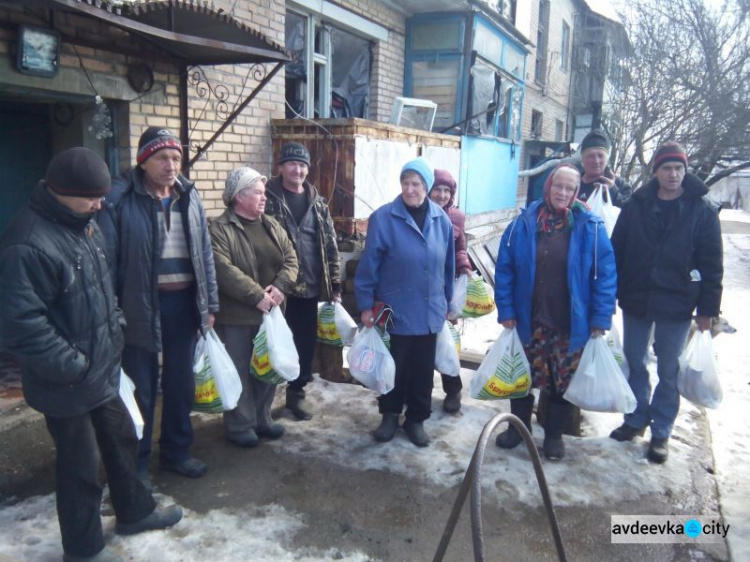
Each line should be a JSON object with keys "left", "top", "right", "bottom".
{"left": 441, "top": 373, "right": 463, "bottom": 395}
{"left": 44, "top": 396, "right": 156, "bottom": 557}
{"left": 379, "top": 333, "right": 438, "bottom": 423}
{"left": 285, "top": 296, "right": 319, "bottom": 392}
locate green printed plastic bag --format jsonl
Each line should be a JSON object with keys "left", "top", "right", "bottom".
{"left": 470, "top": 328, "right": 531, "bottom": 400}
{"left": 462, "top": 273, "right": 496, "bottom": 318}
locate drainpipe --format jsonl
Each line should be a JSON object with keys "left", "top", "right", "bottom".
{"left": 179, "top": 64, "right": 190, "bottom": 179}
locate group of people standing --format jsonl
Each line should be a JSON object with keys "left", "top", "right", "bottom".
{"left": 493, "top": 131, "right": 723, "bottom": 465}
{"left": 0, "top": 125, "right": 723, "bottom": 561}
{"left": 0, "top": 130, "right": 341, "bottom": 561}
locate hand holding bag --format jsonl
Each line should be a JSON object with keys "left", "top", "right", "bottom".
{"left": 435, "top": 320, "right": 461, "bottom": 377}
{"left": 564, "top": 336, "right": 636, "bottom": 413}
{"left": 586, "top": 184, "right": 620, "bottom": 237}
{"left": 469, "top": 327, "right": 531, "bottom": 400}
{"left": 346, "top": 326, "right": 396, "bottom": 394}
{"left": 119, "top": 370, "right": 144, "bottom": 439}
{"left": 251, "top": 306, "right": 301, "bottom": 384}
{"left": 678, "top": 330, "right": 722, "bottom": 409}
{"left": 195, "top": 329, "right": 243, "bottom": 411}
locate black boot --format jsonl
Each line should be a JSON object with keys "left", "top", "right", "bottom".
{"left": 442, "top": 374, "right": 463, "bottom": 414}
{"left": 647, "top": 437, "right": 669, "bottom": 464}
{"left": 543, "top": 399, "right": 574, "bottom": 461}
{"left": 373, "top": 413, "right": 400, "bottom": 442}
{"left": 496, "top": 394, "right": 534, "bottom": 449}
{"left": 285, "top": 386, "right": 313, "bottom": 420}
{"left": 403, "top": 420, "right": 430, "bottom": 447}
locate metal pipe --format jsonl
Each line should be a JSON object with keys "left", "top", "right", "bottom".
{"left": 433, "top": 412, "right": 567, "bottom": 562}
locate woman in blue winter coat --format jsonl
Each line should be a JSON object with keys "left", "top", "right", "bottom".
{"left": 355, "top": 157, "right": 455, "bottom": 448}
{"left": 494, "top": 164, "right": 617, "bottom": 460}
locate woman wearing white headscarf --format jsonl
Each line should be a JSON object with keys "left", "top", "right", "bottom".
{"left": 209, "top": 167, "right": 298, "bottom": 448}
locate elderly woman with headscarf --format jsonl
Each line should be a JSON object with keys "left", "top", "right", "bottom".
{"left": 355, "top": 157, "right": 455, "bottom": 447}
{"left": 494, "top": 164, "right": 616, "bottom": 460}
{"left": 209, "top": 167, "right": 299, "bottom": 448}
{"left": 428, "top": 169, "right": 472, "bottom": 414}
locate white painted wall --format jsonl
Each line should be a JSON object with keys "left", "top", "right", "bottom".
{"left": 353, "top": 137, "right": 417, "bottom": 218}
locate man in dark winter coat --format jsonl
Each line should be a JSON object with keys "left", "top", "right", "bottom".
{"left": 99, "top": 127, "right": 219, "bottom": 480}
{"left": 0, "top": 148, "right": 182, "bottom": 562}
{"left": 264, "top": 142, "right": 341, "bottom": 420}
{"left": 576, "top": 129, "right": 632, "bottom": 208}
{"left": 609, "top": 141, "right": 723, "bottom": 463}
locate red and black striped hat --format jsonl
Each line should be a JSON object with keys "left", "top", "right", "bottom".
{"left": 137, "top": 127, "right": 182, "bottom": 165}
{"left": 652, "top": 141, "right": 688, "bottom": 172}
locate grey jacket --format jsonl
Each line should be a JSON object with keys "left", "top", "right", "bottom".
{"left": 98, "top": 167, "right": 219, "bottom": 352}
{"left": 0, "top": 184, "right": 124, "bottom": 417}
{"left": 264, "top": 175, "right": 341, "bottom": 301}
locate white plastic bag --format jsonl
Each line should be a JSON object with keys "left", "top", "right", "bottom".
{"left": 346, "top": 326, "right": 396, "bottom": 394}
{"left": 119, "top": 370, "right": 144, "bottom": 440}
{"left": 678, "top": 330, "right": 722, "bottom": 409}
{"left": 317, "top": 302, "right": 358, "bottom": 346}
{"left": 435, "top": 321, "right": 461, "bottom": 377}
{"left": 196, "top": 329, "right": 243, "bottom": 410}
{"left": 587, "top": 184, "right": 621, "bottom": 237}
{"left": 605, "top": 325, "right": 630, "bottom": 379}
{"left": 564, "top": 336, "right": 636, "bottom": 413}
{"left": 448, "top": 273, "right": 468, "bottom": 320}
{"left": 251, "top": 306, "right": 300, "bottom": 384}
{"left": 469, "top": 328, "right": 531, "bottom": 400}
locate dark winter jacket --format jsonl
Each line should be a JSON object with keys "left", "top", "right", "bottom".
{"left": 264, "top": 175, "right": 341, "bottom": 301}
{"left": 0, "top": 183, "right": 124, "bottom": 417}
{"left": 494, "top": 199, "right": 617, "bottom": 352}
{"left": 98, "top": 168, "right": 219, "bottom": 352}
{"left": 209, "top": 209, "right": 299, "bottom": 325}
{"left": 610, "top": 173, "right": 723, "bottom": 321}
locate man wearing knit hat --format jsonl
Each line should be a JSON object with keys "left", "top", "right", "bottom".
{"left": 609, "top": 141, "right": 723, "bottom": 464}
{"left": 0, "top": 148, "right": 183, "bottom": 562}
{"left": 576, "top": 128, "right": 632, "bottom": 207}
{"left": 99, "top": 127, "right": 219, "bottom": 480}
{"left": 264, "top": 142, "right": 341, "bottom": 420}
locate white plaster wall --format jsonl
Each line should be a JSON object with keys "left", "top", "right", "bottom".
{"left": 353, "top": 137, "right": 418, "bottom": 218}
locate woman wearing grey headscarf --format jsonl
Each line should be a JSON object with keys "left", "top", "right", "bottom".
{"left": 209, "top": 167, "right": 299, "bottom": 448}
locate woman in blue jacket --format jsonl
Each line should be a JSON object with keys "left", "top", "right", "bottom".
{"left": 355, "top": 157, "right": 455, "bottom": 447}
{"left": 494, "top": 164, "right": 616, "bottom": 460}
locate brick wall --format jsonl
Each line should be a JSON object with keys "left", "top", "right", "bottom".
{"left": 0, "top": 1, "right": 405, "bottom": 216}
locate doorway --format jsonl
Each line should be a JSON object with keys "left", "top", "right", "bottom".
{"left": 0, "top": 97, "right": 121, "bottom": 235}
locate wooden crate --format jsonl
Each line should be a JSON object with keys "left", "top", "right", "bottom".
{"left": 271, "top": 118, "right": 461, "bottom": 235}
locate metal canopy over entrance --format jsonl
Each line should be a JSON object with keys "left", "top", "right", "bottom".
{"left": 13, "top": 0, "right": 290, "bottom": 171}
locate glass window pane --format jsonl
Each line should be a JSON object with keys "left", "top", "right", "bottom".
{"left": 411, "top": 22, "right": 461, "bottom": 51}
{"left": 411, "top": 59, "right": 460, "bottom": 131}
{"left": 330, "top": 27, "right": 371, "bottom": 118}
{"left": 285, "top": 12, "right": 307, "bottom": 117}
{"left": 474, "top": 24, "right": 503, "bottom": 65}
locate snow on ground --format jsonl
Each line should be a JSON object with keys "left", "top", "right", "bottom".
{"left": 1, "top": 211, "right": 747, "bottom": 561}
{"left": 706, "top": 211, "right": 750, "bottom": 562}
{"left": 0, "top": 493, "right": 370, "bottom": 562}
